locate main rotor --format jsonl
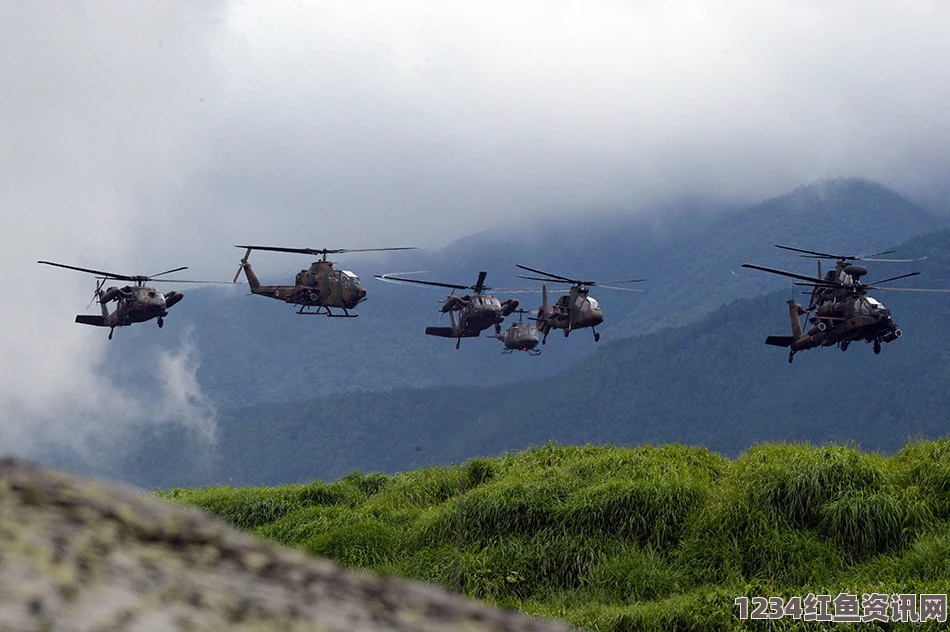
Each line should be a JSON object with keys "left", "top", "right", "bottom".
{"left": 37, "top": 261, "right": 212, "bottom": 287}
{"left": 375, "top": 270, "right": 492, "bottom": 294}
{"left": 515, "top": 264, "right": 646, "bottom": 292}
{"left": 235, "top": 245, "right": 417, "bottom": 262}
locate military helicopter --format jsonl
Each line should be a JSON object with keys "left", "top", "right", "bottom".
{"left": 375, "top": 271, "right": 520, "bottom": 348}
{"left": 494, "top": 309, "right": 540, "bottom": 355}
{"left": 515, "top": 265, "right": 646, "bottom": 344}
{"left": 37, "top": 261, "right": 214, "bottom": 340}
{"left": 234, "top": 245, "right": 416, "bottom": 316}
{"left": 742, "top": 244, "right": 948, "bottom": 362}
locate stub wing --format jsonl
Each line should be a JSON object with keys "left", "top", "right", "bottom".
{"left": 765, "top": 335, "right": 796, "bottom": 348}
{"left": 425, "top": 327, "right": 481, "bottom": 338}
{"left": 75, "top": 315, "right": 107, "bottom": 327}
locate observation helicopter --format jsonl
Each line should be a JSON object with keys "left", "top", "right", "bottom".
{"left": 234, "top": 245, "right": 416, "bottom": 316}
{"left": 37, "top": 261, "right": 215, "bottom": 340}
{"left": 515, "top": 265, "right": 646, "bottom": 344}
{"left": 375, "top": 271, "right": 519, "bottom": 348}
{"left": 494, "top": 309, "right": 541, "bottom": 355}
{"left": 742, "top": 244, "right": 948, "bottom": 363}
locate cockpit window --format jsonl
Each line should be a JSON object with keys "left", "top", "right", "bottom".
{"left": 866, "top": 296, "right": 884, "bottom": 309}
{"left": 587, "top": 297, "right": 600, "bottom": 310}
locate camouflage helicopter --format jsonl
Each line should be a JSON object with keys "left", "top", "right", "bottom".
{"left": 742, "top": 244, "right": 948, "bottom": 363}
{"left": 37, "top": 261, "right": 215, "bottom": 340}
{"left": 494, "top": 309, "right": 541, "bottom": 356}
{"left": 515, "top": 265, "right": 646, "bottom": 344}
{"left": 234, "top": 245, "right": 416, "bottom": 316}
{"left": 375, "top": 271, "right": 519, "bottom": 348}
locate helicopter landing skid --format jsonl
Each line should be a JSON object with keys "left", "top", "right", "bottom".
{"left": 296, "top": 306, "right": 357, "bottom": 317}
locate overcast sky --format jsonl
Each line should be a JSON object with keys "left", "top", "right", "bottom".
{"left": 3, "top": 0, "right": 950, "bottom": 466}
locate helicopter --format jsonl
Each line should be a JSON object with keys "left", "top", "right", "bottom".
{"left": 375, "top": 271, "right": 520, "bottom": 348}
{"left": 494, "top": 309, "right": 541, "bottom": 355}
{"left": 37, "top": 261, "right": 213, "bottom": 340}
{"left": 742, "top": 244, "right": 948, "bottom": 362}
{"left": 234, "top": 245, "right": 416, "bottom": 316}
{"left": 515, "top": 265, "right": 646, "bottom": 344}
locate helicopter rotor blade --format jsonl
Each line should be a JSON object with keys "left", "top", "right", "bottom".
{"left": 235, "top": 245, "right": 417, "bottom": 256}
{"left": 37, "top": 260, "right": 136, "bottom": 282}
{"left": 596, "top": 284, "right": 645, "bottom": 292}
{"left": 515, "top": 264, "right": 579, "bottom": 284}
{"left": 148, "top": 279, "right": 233, "bottom": 284}
{"left": 474, "top": 271, "right": 488, "bottom": 291}
{"left": 598, "top": 278, "right": 647, "bottom": 284}
{"left": 741, "top": 263, "right": 839, "bottom": 286}
{"left": 374, "top": 274, "right": 469, "bottom": 291}
{"left": 867, "top": 287, "right": 950, "bottom": 293}
{"left": 866, "top": 272, "right": 921, "bottom": 285}
{"left": 516, "top": 274, "right": 558, "bottom": 283}
{"left": 148, "top": 266, "right": 189, "bottom": 279}
{"left": 775, "top": 244, "right": 898, "bottom": 260}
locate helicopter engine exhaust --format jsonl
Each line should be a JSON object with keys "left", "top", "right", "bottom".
{"left": 164, "top": 291, "right": 183, "bottom": 309}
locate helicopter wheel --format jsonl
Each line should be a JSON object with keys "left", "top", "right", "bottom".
{"left": 564, "top": 328, "right": 569, "bottom": 338}
{"left": 594, "top": 331, "right": 600, "bottom": 342}
{"left": 456, "top": 339, "right": 461, "bottom": 350}
{"left": 840, "top": 341, "right": 849, "bottom": 352}
{"left": 108, "top": 329, "right": 114, "bottom": 341}
{"left": 542, "top": 335, "right": 547, "bottom": 345}
{"left": 874, "top": 340, "right": 881, "bottom": 355}
{"left": 157, "top": 318, "right": 164, "bottom": 329}
{"left": 788, "top": 351, "right": 794, "bottom": 364}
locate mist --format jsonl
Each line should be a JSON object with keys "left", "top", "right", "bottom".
{"left": 3, "top": 0, "right": 950, "bottom": 473}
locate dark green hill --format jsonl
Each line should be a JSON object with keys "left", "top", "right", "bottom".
{"left": 160, "top": 441, "right": 950, "bottom": 631}
{"left": 103, "top": 178, "right": 943, "bottom": 406}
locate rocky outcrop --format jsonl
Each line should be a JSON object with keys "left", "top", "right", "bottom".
{"left": 0, "top": 458, "right": 572, "bottom": 632}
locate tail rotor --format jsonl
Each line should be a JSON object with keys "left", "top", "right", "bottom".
{"left": 233, "top": 248, "right": 252, "bottom": 284}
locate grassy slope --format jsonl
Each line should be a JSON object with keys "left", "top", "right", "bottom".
{"left": 160, "top": 441, "right": 950, "bottom": 631}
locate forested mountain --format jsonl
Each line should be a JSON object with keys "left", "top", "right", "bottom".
{"left": 122, "top": 227, "right": 950, "bottom": 489}
{"left": 102, "top": 178, "right": 943, "bottom": 406}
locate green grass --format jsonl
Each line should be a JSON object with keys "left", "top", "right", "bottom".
{"left": 158, "top": 441, "right": 950, "bottom": 630}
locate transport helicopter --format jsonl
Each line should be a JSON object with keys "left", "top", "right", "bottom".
{"left": 494, "top": 309, "right": 540, "bottom": 355}
{"left": 743, "top": 245, "right": 948, "bottom": 362}
{"left": 37, "top": 261, "right": 216, "bottom": 340}
{"left": 234, "top": 245, "right": 416, "bottom": 317}
{"left": 515, "top": 265, "right": 646, "bottom": 344}
{"left": 375, "top": 271, "right": 520, "bottom": 348}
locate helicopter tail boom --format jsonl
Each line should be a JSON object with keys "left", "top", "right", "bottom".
{"left": 787, "top": 299, "right": 803, "bottom": 338}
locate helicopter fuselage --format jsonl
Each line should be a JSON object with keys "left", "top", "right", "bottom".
{"left": 239, "top": 259, "right": 367, "bottom": 315}
{"left": 75, "top": 285, "right": 183, "bottom": 337}
{"left": 495, "top": 320, "right": 540, "bottom": 354}
{"left": 767, "top": 296, "right": 901, "bottom": 360}
{"left": 537, "top": 286, "right": 604, "bottom": 338}
{"left": 426, "top": 294, "right": 519, "bottom": 339}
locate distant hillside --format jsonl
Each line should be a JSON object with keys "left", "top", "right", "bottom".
{"left": 116, "top": 227, "right": 950, "bottom": 489}
{"left": 162, "top": 441, "right": 950, "bottom": 631}
{"left": 102, "top": 178, "right": 943, "bottom": 406}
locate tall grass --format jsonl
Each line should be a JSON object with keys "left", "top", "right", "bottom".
{"left": 160, "top": 440, "right": 950, "bottom": 631}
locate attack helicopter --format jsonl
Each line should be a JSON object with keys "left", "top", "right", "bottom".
{"left": 515, "top": 265, "right": 645, "bottom": 344}
{"left": 494, "top": 309, "right": 541, "bottom": 355}
{"left": 375, "top": 271, "right": 520, "bottom": 348}
{"left": 234, "top": 245, "right": 416, "bottom": 316}
{"left": 37, "top": 261, "right": 215, "bottom": 340}
{"left": 742, "top": 244, "right": 948, "bottom": 362}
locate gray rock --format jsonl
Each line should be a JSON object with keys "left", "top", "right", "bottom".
{"left": 0, "top": 458, "right": 573, "bottom": 632}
